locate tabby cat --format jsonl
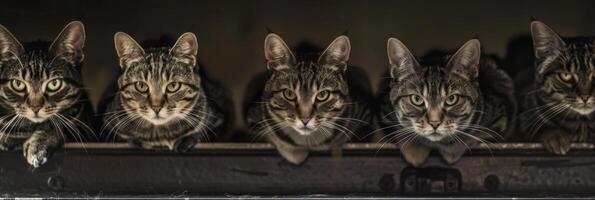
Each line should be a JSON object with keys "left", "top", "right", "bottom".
{"left": 101, "top": 32, "right": 233, "bottom": 151}
{"left": 518, "top": 21, "right": 595, "bottom": 154}
{"left": 245, "top": 33, "right": 373, "bottom": 164}
{"left": 0, "top": 21, "right": 95, "bottom": 167}
{"left": 377, "top": 38, "right": 515, "bottom": 166}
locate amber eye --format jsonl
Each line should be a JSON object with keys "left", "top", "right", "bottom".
{"left": 316, "top": 90, "right": 330, "bottom": 101}
{"left": 410, "top": 95, "right": 424, "bottom": 106}
{"left": 445, "top": 94, "right": 459, "bottom": 106}
{"left": 283, "top": 89, "right": 296, "bottom": 101}
{"left": 166, "top": 82, "right": 181, "bottom": 93}
{"left": 46, "top": 79, "right": 63, "bottom": 92}
{"left": 10, "top": 79, "right": 26, "bottom": 92}
{"left": 135, "top": 82, "right": 149, "bottom": 93}
{"left": 558, "top": 72, "right": 574, "bottom": 82}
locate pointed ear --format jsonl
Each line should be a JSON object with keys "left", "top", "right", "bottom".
{"left": 387, "top": 37, "right": 419, "bottom": 79}
{"left": 447, "top": 39, "right": 481, "bottom": 80}
{"left": 264, "top": 33, "right": 295, "bottom": 71}
{"left": 318, "top": 35, "right": 350, "bottom": 72}
{"left": 49, "top": 21, "right": 85, "bottom": 65}
{"left": 0, "top": 24, "right": 24, "bottom": 62}
{"left": 170, "top": 32, "right": 198, "bottom": 66}
{"left": 531, "top": 21, "right": 566, "bottom": 73}
{"left": 114, "top": 32, "right": 145, "bottom": 69}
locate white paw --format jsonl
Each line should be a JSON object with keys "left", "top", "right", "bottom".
{"left": 25, "top": 146, "right": 48, "bottom": 168}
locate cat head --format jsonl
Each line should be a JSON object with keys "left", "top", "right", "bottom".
{"left": 262, "top": 33, "right": 350, "bottom": 136}
{"left": 387, "top": 38, "right": 481, "bottom": 142}
{"left": 531, "top": 21, "right": 595, "bottom": 115}
{"left": 0, "top": 21, "right": 85, "bottom": 123}
{"left": 114, "top": 32, "right": 203, "bottom": 125}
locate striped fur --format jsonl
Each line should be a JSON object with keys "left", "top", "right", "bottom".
{"left": 0, "top": 21, "right": 94, "bottom": 168}
{"left": 101, "top": 32, "right": 232, "bottom": 151}
{"left": 378, "top": 38, "right": 515, "bottom": 166}
{"left": 245, "top": 34, "right": 373, "bottom": 164}
{"left": 518, "top": 21, "right": 595, "bottom": 154}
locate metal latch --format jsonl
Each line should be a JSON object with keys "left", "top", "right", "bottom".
{"left": 400, "top": 167, "right": 462, "bottom": 194}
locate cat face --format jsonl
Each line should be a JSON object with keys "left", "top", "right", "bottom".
{"left": 387, "top": 38, "right": 481, "bottom": 142}
{"left": 531, "top": 21, "right": 595, "bottom": 115}
{"left": 114, "top": 32, "right": 202, "bottom": 125}
{"left": 263, "top": 34, "right": 350, "bottom": 136}
{"left": 0, "top": 21, "right": 85, "bottom": 123}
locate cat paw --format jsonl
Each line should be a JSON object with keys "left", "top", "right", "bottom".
{"left": 278, "top": 147, "right": 309, "bottom": 165}
{"left": 400, "top": 143, "right": 430, "bottom": 167}
{"left": 23, "top": 143, "right": 48, "bottom": 168}
{"left": 440, "top": 149, "right": 466, "bottom": 165}
{"left": 542, "top": 132, "right": 572, "bottom": 155}
{"left": 174, "top": 137, "right": 197, "bottom": 153}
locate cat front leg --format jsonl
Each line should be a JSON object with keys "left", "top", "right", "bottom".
{"left": 23, "top": 130, "right": 60, "bottom": 168}
{"left": 541, "top": 128, "right": 573, "bottom": 155}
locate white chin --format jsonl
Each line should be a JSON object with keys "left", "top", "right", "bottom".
{"left": 26, "top": 116, "right": 47, "bottom": 123}
{"left": 146, "top": 117, "right": 173, "bottom": 125}
{"left": 426, "top": 135, "right": 444, "bottom": 142}
{"left": 294, "top": 128, "right": 314, "bottom": 136}
{"left": 572, "top": 108, "right": 595, "bottom": 115}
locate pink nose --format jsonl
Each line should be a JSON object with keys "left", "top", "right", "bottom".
{"left": 429, "top": 121, "right": 441, "bottom": 129}
{"left": 31, "top": 106, "right": 42, "bottom": 113}
{"left": 152, "top": 106, "right": 162, "bottom": 113}
{"left": 300, "top": 118, "right": 311, "bottom": 124}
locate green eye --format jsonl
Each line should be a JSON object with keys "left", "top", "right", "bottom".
{"left": 445, "top": 94, "right": 459, "bottom": 106}
{"left": 283, "top": 89, "right": 296, "bottom": 101}
{"left": 166, "top": 82, "right": 181, "bottom": 93}
{"left": 135, "top": 82, "right": 149, "bottom": 93}
{"left": 10, "top": 80, "right": 26, "bottom": 92}
{"left": 559, "top": 72, "right": 574, "bottom": 82}
{"left": 410, "top": 95, "right": 424, "bottom": 106}
{"left": 46, "top": 79, "right": 63, "bottom": 92}
{"left": 316, "top": 90, "right": 330, "bottom": 101}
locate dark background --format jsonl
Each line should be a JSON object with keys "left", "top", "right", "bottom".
{"left": 0, "top": 0, "right": 594, "bottom": 128}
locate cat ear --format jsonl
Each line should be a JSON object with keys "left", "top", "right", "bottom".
{"left": 447, "top": 39, "right": 481, "bottom": 80}
{"left": 318, "top": 35, "right": 350, "bottom": 72}
{"left": 0, "top": 24, "right": 24, "bottom": 62}
{"left": 114, "top": 32, "right": 145, "bottom": 69}
{"left": 387, "top": 37, "right": 419, "bottom": 79}
{"left": 531, "top": 21, "right": 566, "bottom": 73}
{"left": 170, "top": 32, "right": 198, "bottom": 66}
{"left": 264, "top": 33, "right": 295, "bottom": 71}
{"left": 49, "top": 21, "right": 85, "bottom": 65}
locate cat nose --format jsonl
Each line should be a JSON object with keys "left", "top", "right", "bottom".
{"left": 300, "top": 118, "right": 311, "bottom": 124}
{"left": 429, "top": 121, "right": 441, "bottom": 129}
{"left": 151, "top": 106, "right": 162, "bottom": 113}
{"left": 31, "top": 106, "right": 42, "bottom": 113}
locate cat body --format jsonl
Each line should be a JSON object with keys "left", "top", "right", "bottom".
{"left": 101, "top": 32, "right": 232, "bottom": 152}
{"left": 0, "top": 21, "right": 94, "bottom": 167}
{"left": 245, "top": 34, "right": 373, "bottom": 164}
{"left": 517, "top": 21, "right": 595, "bottom": 154}
{"left": 378, "top": 38, "right": 515, "bottom": 166}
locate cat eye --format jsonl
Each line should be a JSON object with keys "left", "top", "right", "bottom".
{"left": 46, "top": 79, "right": 63, "bottom": 92}
{"left": 316, "top": 90, "right": 330, "bottom": 101}
{"left": 445, "top": 94, "right": 459, "bottom": 106}
{"left": 558, "top": 72, "right": 574, "bottom": 82}
{"left": 166, "top": 82, "right": 181, "bottom": 93}
{"left": 10, "top": 80, "right": 26, "bottom": 92}
{"left": 135, "top": 82, "right": 149, "bottom": 93}
{"left": 410, "top": 95, "right": 424, "bottom": 106}
{"left": 283, "top": 89, "right": 296, "bottom": 101}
